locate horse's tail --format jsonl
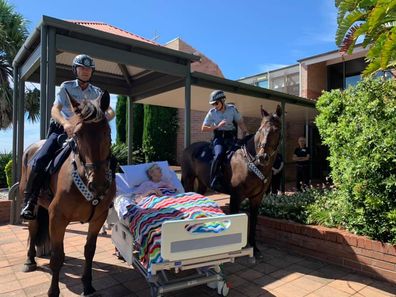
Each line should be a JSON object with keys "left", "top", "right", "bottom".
{"left": 35, "top": 206, "right": 50, "bottom": 251}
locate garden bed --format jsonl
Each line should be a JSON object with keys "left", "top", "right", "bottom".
{"left": 257, "top": 216, "right": 396, "bottom": 284}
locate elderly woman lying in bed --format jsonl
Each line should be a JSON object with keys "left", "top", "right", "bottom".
{"left": 133, "top": 163, "right": 178, "bottom": 203}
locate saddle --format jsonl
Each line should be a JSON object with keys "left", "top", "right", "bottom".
{"left": 194, "top": 134, "right": 254, "bottom": 164}
{"left": 28, "top": 135, "right": 73, "bottom": 199}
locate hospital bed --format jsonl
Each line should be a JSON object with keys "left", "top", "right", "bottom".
{"left": 109, "top": 161, "right": 254, "bottom": 297}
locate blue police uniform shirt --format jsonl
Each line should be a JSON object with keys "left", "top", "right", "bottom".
{"left": 53, "top": 79, "right": 102, "bottom": 119}
{"left": 203, "top": 104, "right": 241, "bottom": 131}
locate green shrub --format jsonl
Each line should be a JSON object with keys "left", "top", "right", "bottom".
{"left": 5, "top": 159, "right": 12, "bottom": 188}
{"left": 316, "top": 78, "right": 396, "bottom": 243}
{"left": 142, "top": 105, "right": 178, "bottom": 164}
{"left": 111, "top": 143, "right": 144, "bottom": 171}
{"left": 259, "top": 189, "right": 318, "bottom": 224}
{"left": 0, "top": 152, "right": 12, "bottom": 188}
{"left": 115, "top": 95, "right": 127, "bottom": 144}
{"left": 306, "top": 188, "right": 349, "bottom": 229}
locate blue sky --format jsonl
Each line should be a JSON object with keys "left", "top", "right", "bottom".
{"left": 0, "top": 0, "right": 339, "bottom": 153}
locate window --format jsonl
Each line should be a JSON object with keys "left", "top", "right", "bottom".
{"left": 257, "top": 79, "right": 268, "bottom": 88}
{"left": 345, "top": 74, "right": 361, "bottom": 88}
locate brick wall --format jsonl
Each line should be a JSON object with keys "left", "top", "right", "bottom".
{"left": 0, "top": 200, "right": 11, "bottom": 225}
{"left": 257, "top": 216, "right": 396, "bottom": 283}
{"left": 300, "top": 62, "right": 327, "bottom": 100}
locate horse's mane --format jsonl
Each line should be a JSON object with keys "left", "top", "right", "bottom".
{"left": 75, "top": 100, "right": 106, "bottom": 123}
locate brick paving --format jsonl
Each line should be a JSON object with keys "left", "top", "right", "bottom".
{"left": 0, "top": 222, "right": 395, "bottom": 297}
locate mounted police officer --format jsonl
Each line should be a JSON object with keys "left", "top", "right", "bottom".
{"left": 20, "top": 54, "right": 116, "bottom": 220}
{"left": 201, "top": 90, "right": 249, "bottom": 191}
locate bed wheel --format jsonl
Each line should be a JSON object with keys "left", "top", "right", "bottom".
{"left": 217, "top": 280, "right": 229, "bottom": 296}
{"left": 114, "top": 248, "right": 124, "bottom": 261}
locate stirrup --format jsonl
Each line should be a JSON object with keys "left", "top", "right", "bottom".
{"left": 20, "top": 203, "right": 37, "bottom": 220}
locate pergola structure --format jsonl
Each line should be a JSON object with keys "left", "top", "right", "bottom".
{"left": 12, "top": 15, "right": 316, "bottom": 186}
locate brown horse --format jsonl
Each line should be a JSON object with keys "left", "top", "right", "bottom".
{"left": 182, "top": 105, "right": 282, "bottom": 256}
{"left": 19, "top": 91, "right": 116, "bottom": 297}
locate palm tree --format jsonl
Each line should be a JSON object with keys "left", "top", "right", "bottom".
{"left": 335, "top": 0, "right": 396, "bottom": 76}
{"left": 0, "top": 0, "right": 40, "bottom": 129}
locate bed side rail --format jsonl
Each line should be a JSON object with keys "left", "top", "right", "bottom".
{"left": 161, "top": 213, "right": 248, "bottom": 261}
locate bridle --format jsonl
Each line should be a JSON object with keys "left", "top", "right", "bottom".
{"left": 242, "top": 115, "right": 280, "bottom": 182}
{"left": 67, "top": 118, "right": 113, "bottom": 221}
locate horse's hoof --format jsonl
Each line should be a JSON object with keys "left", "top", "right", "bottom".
{"left": 253, "top": 249, "right": 263, "bottom": 260}
{"left": 81, "top": 292, "right": 101, "bottom": 297}
{"left": 81, "top": 286, "right": 97, "bottom": 297}
{"left": 22, "top": 262, "right": 37, "bottom": 272}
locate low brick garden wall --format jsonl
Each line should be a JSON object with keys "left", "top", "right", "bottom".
{"left": 0, "top": 200, "right": 11, "bottom": 225}
{"left": 257, "top": 216, "right": 396, "bottom": 284}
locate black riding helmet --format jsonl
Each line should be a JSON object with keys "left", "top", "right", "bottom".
{"left": 209, "top": 90, "right": 226, "bottom": 105}
{"left": 72, "top": 54, "right": 95, "bottom": 76}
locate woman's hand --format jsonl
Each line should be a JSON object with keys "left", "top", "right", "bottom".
{"left": 145, "top": 189, "right": 162, "bottom": 197}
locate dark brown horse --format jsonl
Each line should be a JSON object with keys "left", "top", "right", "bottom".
{"left": 19, "top": 92, "right": 116, "bottom": 297}
{"left": 182, "top": 105, "right": 282, "bottom": 256}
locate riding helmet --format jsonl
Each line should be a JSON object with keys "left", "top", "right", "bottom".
{"left": 72, "top": 54, "right": 95, "bottom": 75}
{"left": 209, "top": 90, "right": 226, "bottom": 104}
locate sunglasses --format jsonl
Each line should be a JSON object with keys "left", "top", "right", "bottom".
{"left": 212, "top": 102, "right": 220, "bottom": 106}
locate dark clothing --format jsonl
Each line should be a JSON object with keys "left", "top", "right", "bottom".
{"left": 294, "top": 147, "right": 310, "bottom": 191}
{"left": 272, "top": 153, "right": 283, "bottom": 171}
{"left": 294, "top": 147, "right": 310, "bottom": 166}
{"left": 31, "top": 121, "right": 65, "bottom": 172}
{"left": 268, "top": 153, "right": 283, "bottom": 195}
{"left": 210, "top": 129, "right": 236, "bottom": 190}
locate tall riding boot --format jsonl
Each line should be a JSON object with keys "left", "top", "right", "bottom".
{"left": 20, "top": 171, "right": 42, "bottom": 220}
{"left": 210, "top": 159, "right": 222, "bottom": 191}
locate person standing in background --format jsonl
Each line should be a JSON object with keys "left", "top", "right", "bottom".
{"left": 292, "top": 137, "right": 310, "bottom": 191}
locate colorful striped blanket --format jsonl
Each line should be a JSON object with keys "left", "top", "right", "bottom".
{"left": 124, "top": 192, "right": 226, "bottom": 273}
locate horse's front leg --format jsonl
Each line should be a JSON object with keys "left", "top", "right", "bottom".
{"left": 81, "top": 213, "right": 107, "bottom": 296}
{"left": 23, "top": 220, "right": 39, "bottom": 272}
{"left": 229, "top": 190, "right": 241, "bottom": 214}
{"left": 249, "top": 193, "right": 263, "bottom": 258}
{"left": 48, "top": 215, "right": 68, "bottom": 297}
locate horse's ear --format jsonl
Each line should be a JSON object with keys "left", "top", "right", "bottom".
{"left": 260, "top": 105, "right": 270, "bottom": 117}
{"left": 99, "top": 90, "right": 110, "bottom": 112}
{"left": 275, "top": 104, "right": 282, "bottom": 117}
{"left": 65, "top": 89, "right": 80, "bottom": 112}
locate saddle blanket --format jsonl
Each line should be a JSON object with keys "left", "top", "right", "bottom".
{"left": 124, "top": 192, "right": 226, "bottom": 273}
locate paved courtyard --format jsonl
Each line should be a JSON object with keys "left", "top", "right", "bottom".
{"left": 0, "top": 222, "right": 395, "bottom": 297}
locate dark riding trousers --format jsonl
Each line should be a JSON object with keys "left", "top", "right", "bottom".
{"left": 31, "top": 121, "right": 66, "bottom": 173}
{"left": 212, "top": 130, "right": 236, "bottom": 163}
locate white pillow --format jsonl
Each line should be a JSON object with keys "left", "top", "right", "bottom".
{"left": 121, "top": 161, "right": 173, "bottom": 189}
{"left": 115, "top": 173, "right": 131, "bottom": 195}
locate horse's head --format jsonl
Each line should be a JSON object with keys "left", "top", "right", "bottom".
{"left": 254, "top": 105, "right": 282, "bottom": 166}
{"left": 66, "top": 90, "right": 112, "bottom": 198}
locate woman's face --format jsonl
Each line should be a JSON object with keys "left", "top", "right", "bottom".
{"left": 149, "top": 167, "right": 162, "bottom": 182}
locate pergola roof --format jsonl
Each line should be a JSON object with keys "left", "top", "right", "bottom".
{"left": 12, "top": 15, "right": 316, "bottom": 183}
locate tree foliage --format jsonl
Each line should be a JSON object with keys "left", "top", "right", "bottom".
{"left": 316, "top": 79, "right": 396, "bottom": 243}
{"left": 115, "top": 95, "right": 127, "bottom": 144}
{"left": 335, "top": 0, "right": 396, "bottom": 76}
{"left": 142, "top": 105, "right": 178, "bottom": 164}
{"left": 0, "top": 0, "right": 28, "bottom": 129}
{"left": 132, "top": 103, "right": 144, "bottom": 151}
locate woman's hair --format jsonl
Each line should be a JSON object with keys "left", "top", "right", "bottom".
{"left": 146, "top": 163, "right": 161, "bottom": 180}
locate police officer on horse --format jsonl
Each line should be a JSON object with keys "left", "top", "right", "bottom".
{"left": 20, "top": 54, "right": 116, "bottom": 220}
{"left": 201, "top": 90, "right": 249, "bottom": 191}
